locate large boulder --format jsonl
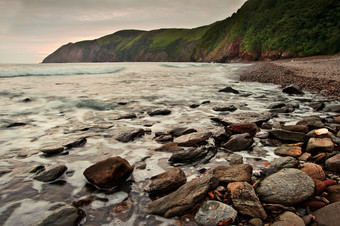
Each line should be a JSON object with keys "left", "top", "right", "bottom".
{"left": 144, "top": 168, "right": 186, "bottom": 194}
{"left": 173, "top": 132, "right": 211, "bottom": 147}
{"left": 271, "top": 211, "right": 305, "bottom": 226}
{"left": 325, "top": 154, "right": 340, "bottom": 173}
{"left": 83, "top": 157, "right": 133, "bottom": 189}
{"left": 227, "top": 182, "right": 267, "bottom": 219}
{"left": 214, "top": 164, "right": 252, "bottom": 184}
{"left": 33, "top": 164, "right": 67, "bottom": 182}
{"left": 256, "top": 168, "right": 315, "bottom": 205}
{"left": 222, "top": 133, "right": 253, "bottom": 151}
{"left": 147, "top": 174, "right": 219, "bottom": 218}
{"left": 311, "top": 201, "right": 340, "bottom": 226}
{"left": 194, "top": 201, "right": 237, "bottom": 226}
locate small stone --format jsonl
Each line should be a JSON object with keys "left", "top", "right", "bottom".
{"left": 325, "top": 154, "right": 340, "bottom": 173}
{"left": 116, "top": 128, "right": 145, "bottom": 143}
{"left": 274, "top": 145, "right": 302, "bottom": 157}
{"left": 33, "top": 164, "right": 67, "bottom": 182}
{"left": 41, "top": 145, "right": 65, "bottom": 155}
{"left": 117, "top": 113, "right": 137, "bottom": 120}
{"left": 134, "top": 162, "right": 147, "bottom": 170}
{"left": 313, "top": 179, "right": 326, "bottom": 195}
{"left": 302, "top": 214, "right": 315, "bottom": 225}
{"left": 298, "top": 152, "right": 312, "bottom": 161}
{"left": 148, "top": 109, "right": 171, "bottom": 116}
{"left": 324, "top": 104, "right": 340, "bottom": 113}
{"left": 306, "top": 137, "right": 334, "bottom": 153}
{"left": 326, "top": 185, "right": 340, "bottom": 203}
{"left": 227, "top": 153, "right": 243, "bottom": 165}
{"left": 214, "top": 164, "right": 252, "bottom": 184}
{"left": 169, "top": 146, "right": 217, "bottom": 166}
{"left": 301, "top": 163, "right": 326, "bottom": 181}
{"left": 168, "top": 127, "right": 197, "bottom": 137}
{"left": 218, "top": 86, "right": 239, "bottom": 94}
{"left": 222, "top": 133, "right": 253, "bottom": 151}
{"left": 334, "top": 116, "right": 340, "bottom": 124}
{"left": 227, "top": 123, "right": 259, "bottom": 137}
{"left": 213, "top": 105, "right": 237, "bottom": 112}
{"left": 155, "top": 134, "right": 173, "bottom": 143}
{"left": 194, "top": 200, "right": 237, "bottom": 226}
{"left": 282, "top": 84, "right": 304, "bottom": 95}
{"left": 282, "top": 125, "right": 309, "bottom": 133}
{"left": 271, "top": 211, "right": 304, "bottom": 226}
{"left": 249, "top": 218, "right": 263, "bottom": 226}
{"left": 268, "top": 156, "right": 299, "bottom": 173}
{"left": 64, "top": 137, "right": 87, "bottom": 149}
{"left": 7, "top": 122, "right": 27, "bottom": 128}
{"left": 154, "top": 142, "right": 183, "bottom": 152}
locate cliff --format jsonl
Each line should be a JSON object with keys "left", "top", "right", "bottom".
{"left": 43, "top": 0, "right": 339, "bottom": 63}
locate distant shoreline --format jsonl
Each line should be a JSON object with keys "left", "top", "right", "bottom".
{"left": 239, "top": 55, "right": 340, "bottom": 100}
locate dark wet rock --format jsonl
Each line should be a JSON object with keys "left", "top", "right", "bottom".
{"left": 134, "top": 162, "right": 147, "bottom": 170}
{"left": 154, "top": 142, "right": 184, "bottom": 152}
{"left": 282, "top": 84, "right": 304, "bottom": 95}
{"left": 268, "top": 102, "right": 286, "bottom": 109}
{"left": 306, "top": 137, "right": 334, "bottom": 152}
{"left": 147, "top": 174, "right": 219, "bottom": 218}
{"left": 154, "top": 134, "right": 173, "bottom": 143}
{"left": 282, "top": 125, "right": 309, "bottom": 133}
{"left": 173, "top": 132, "right": 211, "bottom": 147}
{"left": 269, "top": 130, "right": 307, "bottom": 142}
{"left": 268, "top": 156, "right": 299, "bottom": 173}
{"left": 168, "top": 127, "right": 197, "bottom": 137}
{"left": 214, "top": 164, "right": 252, "bottom": 184}
{"left": 189, "top": 104, "right": 200, "bottom": 108}
{"left": 33, "top": 204, "right": 85, "bottom": 226}
{"left": 7, "top": 122, "right": 27, "bottom": 128}
{"left": 227, "top": 153, "right": 243, "bottom": 165}
{"left": 313, "top": 179, "right": 327, "bottom": 195}
{"left": 274, "top": 144, "right": 302, "bottom": 157}
{"left": 201, "top": 100, "right": 211, "bottom": 105}
{"left": 144, "top": 168, "right": 186, "bottom": 194}
{"left": 227, "top": 123, "right": 258, "bottom": 137}
{"left": 227, "top": 182, "right": 267, "bottom": 219}
{"left": 211, "top": 127, "right": 231, "bottom": 147}
{"left": 326, "top": 185, "right": 340, "bottom": 203}
{"left": 270, "top": 106, "right": 295, "bottom": 114}
{"left": 324, "top": 104, "right": 340, "bottom": 113}
{"left": 33, "top": 164, "right": 67, "bottom": 182}
{"left": 301, "top": 163, "right": 326, "bottom": 181}
{"left": 41, "top": 145, "right": 65, "bottom": 155}
{"left": 29, "top": 165, "right": 45, "bottom": 173}
{"left": 222, "top": 133, "right": 253, "bottom": 151}
{"left": 296, "top": 116, "right": 324, "bottom": 130}
{"left": 311, "top": 201, "right": 340, "bottom": 226}
{"left": 72, "top": 196, "right": 94, "bottom": 207}
{"left": 271, "top": 211, "right": 304, "bottom": 226}
{"left": 218, "top": 86, "right": 239, "bottom": 94}
{"left": 213, "top": 105, "right": 237, "bottom": 112}
{"left": 64, "top": 137, "right": 87, "bottom": 149}
{"left": 117, "top": 113, "right": 137, "bottom": 120}
{"left": 309, "top": 101, "right": 325, "bottom": 111}
{"left": 263, "top": 203, "right": 296, "bottom": 213}
{"left": 23, "top": 97, "right": 32, "bottom": 102}
{"left": 116, "top": 128, "right": 145, "bottom": 143}
{"left": 0, "top": 169, "right": 11, "bottom": 177}
{"left": 325, "top": 154, "right": 340, "bottom": 172}
{"left": 194, "top": 200, "right": 237, "bottom": 226}
{"left": 148, "top": 109, "right": 171, "bottom": 116}
{"left": 83, "top": 157, "right": 133, "bottom": 189}
{"left": 212, "top": 111, "right": 272, "bottom": 125}
{"left": 169, "top": 146, "right": 217, "bottom": 166}
{"left": 256, "top": 168, "right": 314, "bottom": 205}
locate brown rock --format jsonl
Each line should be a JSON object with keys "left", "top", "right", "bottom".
{"left": 41, "top": 145, "right": 64, "bottom": 155}
{"left": 214, "top": 164, "right": 252, "bottom": 184}
{"left": 174, "top": 132, "right": 211, "bottom": 147}
{"left": 227, "top": 123, "right": 259, "bottom": 137}
{"left": 312, "top": 201, "right": 340, "bottom": 226}
{"left": 144, "top": 168, "right": 186, "bottom": 194}
{"left": 306, "top": 137, "right": 334, "bottom": 153}
{"left": 271, "top": 211, "right": 304, "bottom": 226}
{"left": 326, "top": 185, "right": 340, "bottom": 203}
{"left": 301, "top": 163, "right": 326, "bottom": 181}
{"left": 313, "top": 179, "right": 327, "bottom": 195}
{"left": 335, "top": 116, "right": 340, "bottom": 124}
{"left": 296, "top": 116, "right": 324, "bottom": 130}
{"left": 298, "top": 152, "right": 312, "bottom": 161}
{"left": 325, "top": 154, "right": 340, "bottom": 172}
{"left": 221, "top": 133, "right": 254, "bottom": 151}
{"left": 83, "top": 157, "right": 133, "bottom": 189}
{"left": 227, "top": 182, "right": 267, "bottom": 219}
{"left": 274, "top": 145, "right": 302, "bottom": 157}
{"left": 282, "top": 125, "right": 309, "bottom": 133}
{"left": 154, "top": 142, "right": 183, "bottom": 152}
{"left": 269, "top": 130, "right": 307, "bottom": 142}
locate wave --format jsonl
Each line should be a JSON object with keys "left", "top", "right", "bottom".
{"left": 0, "top": 64, "right": 124, "bottom": 78}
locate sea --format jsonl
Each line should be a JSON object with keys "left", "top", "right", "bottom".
{"left": 0, "top": 62, "right": 334, "bottom": 225}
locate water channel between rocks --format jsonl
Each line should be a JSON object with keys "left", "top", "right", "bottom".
{"left": 0, "top": 62, "right": 338, "bottom": 225}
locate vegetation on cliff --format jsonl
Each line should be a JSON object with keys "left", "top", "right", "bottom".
{"left": 43, "top": 0, "right": 339, "bottom": 63}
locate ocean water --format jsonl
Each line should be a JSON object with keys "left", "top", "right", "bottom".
{"left": 0, "top": 62, "right": 333, "bottom": 225}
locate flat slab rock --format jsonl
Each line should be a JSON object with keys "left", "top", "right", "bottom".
{"left": 194, "top": 200, "right": 237, "bottom": 226}
{"left": 173, "top": 132, "right": 211, "bottom": 147}
{"left": 214, "top": 164, "right": 252, "bottom": 184}
{"left": 168, "top": 146, "right": 217, "bottom": 166}
{"left": 115, "top": 128, "right": 145, "bottom": 143}
{"left": 256, "top": 168, "right": 314, "bottom": 205}
{"left": 269, "top": 130, "right": 308, "bottom": 142}
{"left": 33, "top": 164, "right": 67, "bottom": 182}
{"left": 147, "top": 174, "right": 219, "bottom": 218}
{"left": 212, "top": 111, "right": 272, "bottom": 125}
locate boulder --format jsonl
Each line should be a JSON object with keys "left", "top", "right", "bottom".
{"left": 274, "top": 144, "right": 302, "bottom": 157}
{"left": 222, "top": 133, "right": 253, "bottom": 151}
{"left": 269, "top": 130, "right": 307, "bottom": 142}
{"left": 256, "top": 168, "right": 315, "bottom": 205}
{"left": 174, "top": 132, "right": 211, "bottom": 147}
{"left": 296, "top": 116, "right": 324, "bottom": 130}
{"left": 227, "top": 182, "right": 267, "bottom": 219}
{"left": 268, "top": 156, "right": 299, "bottom": 173}
{"left": 154, "top": 142, "right": 183, "bottom": 152}
{"left": 227, "top": 123, "right": 258, "bottom": 137}
{"left": 326, "top": 185, "right": 340, "bottom": 203}
{"left": 301, "top": 163, "right": 326, "bottom": 181}
{"left": 311, "top": 201, "right": 340, "bottom": 226}
{"left": 144, "top": 168, "right": 186, "bottom": 194}
{"left": 213, "top": 105, "right": 237, "bottom": 112}
{"left": 116, "top": 128, "right": 145, "bottom": 143}
{"left": 306, "top": 137, "right": 334, "bottom": 153}
{"left": 325, "top": 154, "right": 340, "bottom": 172}
{"left": 33, "top": 164, "right": 67, "bottom": 182}
{"left": 194, "top": 200, "right": 237, "bottom": 226}
{"left": 271, "top": 211, "right": 304, "bottom": 226}
{"left": 147, "top": 174, "right": 219, "bottom": 218}
{"left": 83, "top": 157, "right": 133, "bottom": 189}
{"left": 218, "top": 86, "right": 239, "bottom": 94}
{"left": 282, "top": 84, "right": 304, "bottom": 95}
{"left": 214, "top": 164, "right": 252, "bottom": 184}
{"left": 169, "top": 146, "right": 217, "bottom": 166}
{"left": 168, "top": 127, "right": 197, "bottom": 137}
{"left": 33, "top": 205, "right": 85, "bottom": 226}
{"left": 148, "top": 109, "right": 171, "bottom": 116}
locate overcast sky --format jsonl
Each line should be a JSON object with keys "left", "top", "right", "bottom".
{"left": 0, "top": 0, "right": 247, "bottom": 63}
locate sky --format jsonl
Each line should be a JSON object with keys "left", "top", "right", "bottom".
{"left": 0, "top": 0, "right": 247, "bottom": 63}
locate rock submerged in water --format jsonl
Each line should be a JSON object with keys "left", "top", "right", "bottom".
{"left": 148, "top": 109, "right": 171, "bottom": 116}
{"left": 83, "top": 157, "right": 133, "bottom": 189}
{"left": 194, "top": 200, "right": 237, "bottom": 226}
{"left": 116, "top": 128, "right": 145, "bottom": 143}
{"left": 33, "top": 164, "right": 67, "bottom": 182}
{"left": 169, "top": 146, "right": 217, "bottom": 166}
{"left": 173, "top": 132, "right": 211, "bottom": 147}
{"left": 256, "top": 168, "right": 315, "bottom": 205}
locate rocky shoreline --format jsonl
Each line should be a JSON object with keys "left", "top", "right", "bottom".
{"left": 240, "top": 55, "right": 340, "bottom": 100}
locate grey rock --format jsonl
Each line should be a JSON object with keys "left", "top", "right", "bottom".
{"left": 296, "top": 116, "right": 324, "bottom": 130}
{"left": 325, "top": 154, "right": 340, "bottom": 173}
{"left": 41, "top": 145, "right": 65, "bottom": 155}
{"left": 271, "top": 211, "right": 304, "bottom": 226}
{"left": 212, "top": 111, "right": 272, "bottom": 125}
{"left": 222, "top": 133, "right": 253, "bottom": 151}
{"left": 324, "top": 104, "right": 340, "bottom": 113}
{"left": 306, "top": 137, "right": 334, "bottom": 153}
{"left": 249, "top": 218, "right": 263, "bottom": 226}
{"left": 269, "top": 156, "right": 299, "bottom": 173}
{"left": 147, "top": 174, "right": 219, "bottom": 218}
{"left": 311, "top": 201, "right": 340, "bottom": 226}
{"left": 256, "top": 168, "right": 315, "bottom": 205}
{"left": 214, "top": 164, "right": 252, "bottom": 184}
{"left": 33, "top": 164, "right": 67, "bottom": 182}
{"left": 144, "top": 168, "right": 186, "bottom": 194}
{"left": 116, "top": 128, "right": 145, "bottom": 143}
{"left": 268, "top": 102, "right": 286, "bottom": 109}
{"left": 227, "top": 153, "right": 243, "bottom": 165}
{"left": 194, "top": 200, "right": 237, "bottom": 226}
{"left": 227, "top": 182, "right": 267, "bottom": 219}
{"left": 117, "top": 113, "right": 137, "bottom": 120}
{"left": 148, "top": 109, "right": 171, "bottom": 116}
{"left": 169, "top": 146, "right": 217, "bottom": 166}
{"left": 174, "top": 132, "right": 211, "bottom": 147}
{"left": 33, "top": 204, "right": 85, "bottom": 226}
{"left": 269, "top": 130, "right": 307, "bottom": 142}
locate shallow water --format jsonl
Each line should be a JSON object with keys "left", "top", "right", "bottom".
{"left": 0, "top": 62, "right": 337, "bottom": 225}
